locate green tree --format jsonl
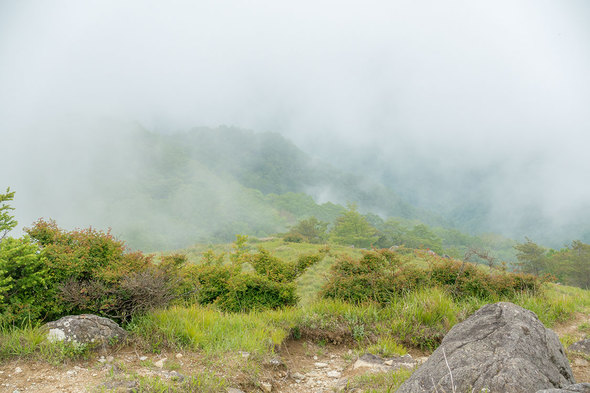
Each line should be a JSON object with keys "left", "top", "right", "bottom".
{"left": 330, "top": 204, "right": 378, "bottom": 248}
{"left": 514, "top": 238, "right": 547, "bottom": 275}
{"left": 550, "top": 241, "right": 590, "bottom": 288}
{"left": 403, "top": 224, "right": 443, "bottom": 254}
{"left": 0, "top": 188, "right": 17, "bottom": 242}
{"left": 284, "top": 216, "right": 328, "bottom": 243}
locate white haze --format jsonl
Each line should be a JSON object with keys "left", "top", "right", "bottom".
{"left": 1, "top": 1, "right": 589, "bottom": 244}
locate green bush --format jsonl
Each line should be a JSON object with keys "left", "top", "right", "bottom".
{"left": 216, "top": 273, "right": 298, "bottom": 312}
{"left": 0, "top": 237, "right": 49, "bottom": 325}
{"left": 321, "top": 249, "right": 542, "bottom": 306}
{"left": 185, "top": 244, "right": 324, "bottom": 312}
{"left": 321, "top": 249, "right": 408, "bottom": 304}
{"left": 0, "top": 219, "right": 180, "bottom": 324}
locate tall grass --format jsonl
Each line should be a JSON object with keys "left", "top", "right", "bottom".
{"left": 129, "top": 305, "right": 299, "bottom": 355}
{"left": 0, "top": 324, "right": 91, "bottom": 363}
{"left": 129, "top": 282, "right": 590, "bottom": 357}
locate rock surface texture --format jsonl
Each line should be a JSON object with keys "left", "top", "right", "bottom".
{"left": 44, "top": 314, "right": 127, "bottom": 344}
{"left": 569, "top": 339, "right": 590, "bottom": 355}
{"left": 396, "top": 302, "right": 575, "bottom": 393}
{"left": 536, "top": 383, "right": 590, "bottom": 392}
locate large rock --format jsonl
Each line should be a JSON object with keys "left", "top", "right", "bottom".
{"left": 568, "top": 339, "right": 590, "bottom": 354}
{"left": 396, "top": 302, "right": 575, "bottom": 393}
{"left": 44, "top": 314, "right": 127, "bottom": 345}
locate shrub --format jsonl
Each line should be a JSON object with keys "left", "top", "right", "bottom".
{"left": 5, "top": 219, "right": 178, "bottom": 323}
{"left": 216, "top": 273, "right": 298, "bottom": 312}
{"left": 321, "top": 249, "right": 542, "bottom": 306}
{"left": 0, "top": 237, "right": 49, "bottom": 325}
{"left": 185, "top": 243, "right": 325, "bottom": 312}
{"left": 321, "top": 249, "right": 404, "bottom": 304}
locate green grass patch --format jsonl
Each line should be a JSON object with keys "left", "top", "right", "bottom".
{"left": 129, "top": 305, "right": 298, "bottom": 355}
{"left": 128, "top": 373, "right": 227, "bottom": 393}
{"left": 0, "top": 325, "right": 91, "bottom": 364}
{"left": 342, "top": 368, "right": 413, "bottom": 393}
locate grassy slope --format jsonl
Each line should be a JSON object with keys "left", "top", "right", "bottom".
{"left": 147, "top": 239, "right": 590, "bottom": 354}
{"left": 3, "top": 239, "right": 590, "bottom": 392}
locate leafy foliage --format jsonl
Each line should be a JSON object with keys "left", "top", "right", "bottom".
{"left": 1, "top": 219, "right": 181, "bottom": 324}
{"left": 185, "top": 238, "right": 325, "bottom": 312}
{"left": 283, "top": 216, "right": 328, "bottom": 244}
{"left": 516, "top": 238, "right": 590, "bottom": 289}
{"left": 322, "top": 249, "right": 541, "bottom": 305}
{"left": 515, "top": 237, "right": 548, "bottom": 275}
{"left": 0, "top": 237, "right": 48, "bottom": 325}
{"left": 0, "top": 188, "right": 17, "bottom": 243}
{"left": 330, "top": 204, "right": 378, "bottom": 248}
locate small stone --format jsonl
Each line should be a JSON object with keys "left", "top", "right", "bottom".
{"left": 291, "top": 372, "right": 305, "bottom": 380}
{"left": 314, "top": 362, "right": 328, "bottom": 368}
{"left": 327, "top": 370, "right": 342, "bottom": 378}
{"left": 15, "top": 367, "right": 23, "bottom": 374}
{"left": 313, "top": 355, "right": 318, "bottom": 360}
{"left": 384, "top": 359, "right": 394, "bottom": 366}
{"left": 175, "top": 353, "right": 183, "bottom": 359}
{"left": 106, "top": 356, "right": 114, "bottom": 363}
{"left": 267, "top": 357, "right": 282, "bottom": 366}
{"left": 260, "top": 381, "right": 272, "bottom": 393}
{"left": 139, "top": 356, "right": 148, "bottom": 361}
{"left": 154, "top": 358, "right": 167, "bottom": 368}
{"left": 239, "top": 351, "right": 250, "bottom": 359}
{"left": 574, "top": 358, "right": 589, "bottom": 367}
{"left": 98, "top": 356, "right": 106, "bottom": 363}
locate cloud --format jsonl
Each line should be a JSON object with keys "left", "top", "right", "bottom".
{"left": 1, "top": 0, "right": 589, "bottom": 243}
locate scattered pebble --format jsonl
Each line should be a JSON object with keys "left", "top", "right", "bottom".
{"left": 327, "top": 370, "right": 341, "bottom": 378}
{"left": 291, "top": 372, "right": 305, "bottom": 381}
{"left": 139, "top": 356, "right": 148, "bottom": 361}
{"left": 574, "top": 358, "right": 589, "bottom": 367}
{"left": 314, "top": 362, "right": 328, "bottom": 368}
{"left": 15, "top": 367, "right": 23, "bottom": 374}
{"left": 175, "top": 353, "right": 183, "bottom": 359}
{"left": 154, "top": 358, "right": 167, "bottom": 368}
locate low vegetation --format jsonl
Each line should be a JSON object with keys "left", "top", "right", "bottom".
{"left": 2, "top": 187, "right": 590, "bottom": 393}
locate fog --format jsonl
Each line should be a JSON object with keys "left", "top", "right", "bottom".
{"left": 1, "top": 1, "right": 589, "bottom": 246}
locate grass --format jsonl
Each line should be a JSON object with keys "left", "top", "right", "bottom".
{"left": 129, "top": 305, "right": 299, "bottom": 355}
{"left": 128, "top": 280, "right": 590, "bottom": 357}
{"left": 342, "top": 368, "right": 413, "bottom": 393}
{"left": 0, "top": 324, "right": 92, "bottom": 364}
{"left": 3, "top": 239, "right": 590, "bottom": 393}
{"left": 101, "top": 372, "right": 227, "bottom": 393}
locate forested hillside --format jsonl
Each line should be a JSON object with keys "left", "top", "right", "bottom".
{"left": 10, "top": 123, "right": 452, "bottom": 251}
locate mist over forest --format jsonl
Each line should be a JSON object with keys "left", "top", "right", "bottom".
{"left": 1, "top": 1, "right": 590, "bottom": 251}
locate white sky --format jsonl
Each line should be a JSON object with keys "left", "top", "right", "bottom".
{"left": 1, "top": 0, "right": 589, "bottom": 240}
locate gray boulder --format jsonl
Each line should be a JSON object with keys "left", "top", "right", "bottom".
{"left": 396, "top": 302, "right": 575, "bottom": 393}
{"left": 568, "top": 339, "right": 590, "bottom": 354}
{"left": 44, "top": 314, "right": 127, "bottom": 345}
{"left": 537, "top": 383, "right": 590, "bottom": 393}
